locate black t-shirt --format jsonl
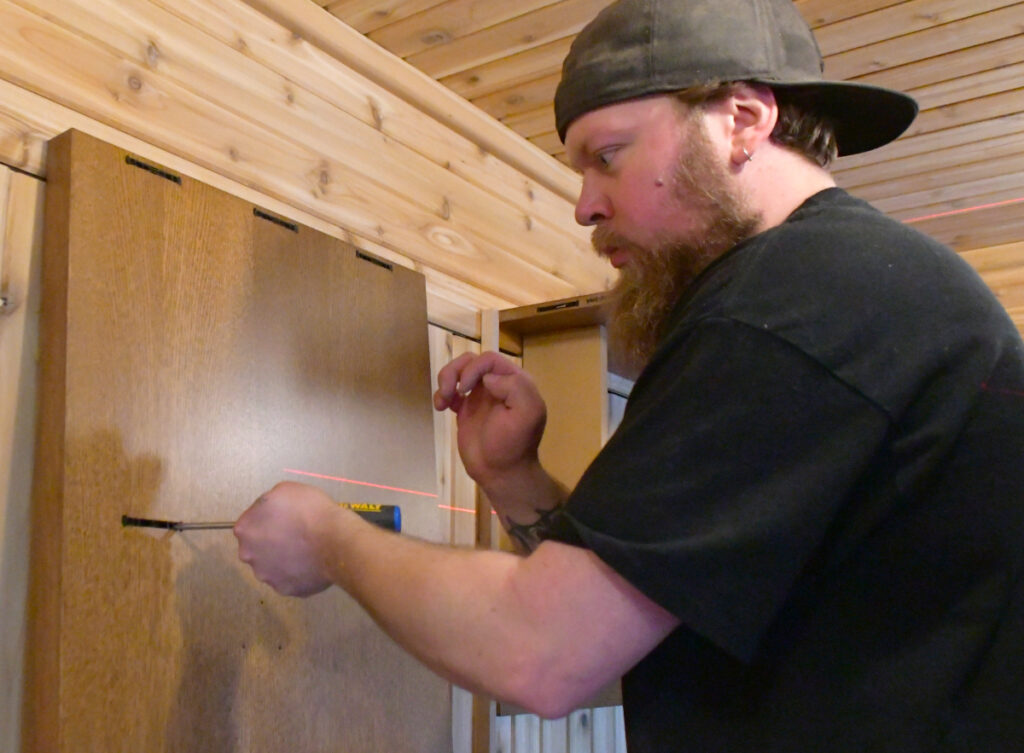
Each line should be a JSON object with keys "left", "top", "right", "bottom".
{"left": 555, "top": 189, "right": 1024, "bottom": 751}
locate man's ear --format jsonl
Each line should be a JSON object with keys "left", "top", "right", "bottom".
{"left": 727, "top": 83, "right": 778, "bottom": 165}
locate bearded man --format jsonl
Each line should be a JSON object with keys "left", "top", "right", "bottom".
{"left": 234, "top": 0, "right": 1024, "bottom": 750}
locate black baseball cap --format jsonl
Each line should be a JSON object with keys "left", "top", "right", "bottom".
{"left": 554, "top": 0, "right": 918, "bottom": 156}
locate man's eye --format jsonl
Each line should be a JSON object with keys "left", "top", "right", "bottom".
{"left": 596, "top": 149, "right": 618, "bottom": 167}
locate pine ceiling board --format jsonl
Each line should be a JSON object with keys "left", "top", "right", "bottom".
{"left": 825, "top": 5, "right": 1024, "bottom": 80}
{"left": 368, "top": 0, "right": 561, "bottom": 60}
{"left": 932, "top": 206, "right": 1024, "bottom": 261}
{"left": 906, "top": 88, "right": 1024, "bottom": 140}
{"left": 501, "top": 103, "right": 558, "bottom": 139}
{"left": 870, "top": 186, "right": 1024, "bottom": 228}
{"left": 845, "top": 151, "right": 1024, "bottom": 204}
{"left": 908, "top": 61, "right": 1024, "bottom": 112}
{"left": 442, "top": 36, "right": 573, "bottom": 100}
{"left": 981, "top": 262, "right": 1024, "bottom": 294}
{"left": 851, "top": 35, "right": 1024, "bottom": 95}
{"left": 913, "top": 209, "right": 1024, "bottom": 253}
{"left": 891, "top": 187, "right": 1024, "bottom": 222}
{"left": 962, "top": 241, "right": 1024, "bottom": 273}
{"left": 871, "top": 168, "right": 1024, "bottom": 215}
{"left": 324, "top": 0, "right": 446, "bottom": 33}
{"left": 529, "top": 130, "right": 565, "bottom": 156}
{"left": 795, "top": 0, "right": 907, "bottom": 27}
{"left": 813, "top": 0, "right": 1018, "bottom": 57}
{"left": 473, "top": 72, "right": 560, "bottom": 122}
{"left": 836, "top": 127, "right": 1024, "bottom": 190}
{"left": 404, "top": 0, "right": 612, "bottom": 79}
{"left": 835, "top": 111, "right": 1024, "bottom": 171}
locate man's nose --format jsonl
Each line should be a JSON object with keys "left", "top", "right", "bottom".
{"left": 574, "top": 177, "right": 611, "bottom": 226}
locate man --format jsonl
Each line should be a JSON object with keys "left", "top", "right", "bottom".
{"left": 234, "top": 0, "right": 1024, "bottom": 749}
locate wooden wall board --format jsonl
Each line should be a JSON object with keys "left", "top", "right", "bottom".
{"left": 24, "top": 129, "right": 448, "bottom": 752}
{"left": 0, "top": 0, "right": 593, "bottom": 305}
{"left": 0, "top": 166, "right": 45, "bottom": 753}
{"left": 0, "top": 0, "right": 604, "bottom": 311}
{"left": 0, "top": 76, "right": 511, "bottom": 339}
{"left": 241, "top": 0, "right": 585, "bottom": 204}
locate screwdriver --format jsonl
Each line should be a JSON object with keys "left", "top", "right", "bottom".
{"left": 122, "top": 502, "right": 401, "bottom": 533}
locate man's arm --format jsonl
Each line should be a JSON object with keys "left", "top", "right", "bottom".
{"left": 433, "top": 351, "right": 578, "bottom": 553}
{"left": 235, "top": 482, "right": 679, "bottom": 718}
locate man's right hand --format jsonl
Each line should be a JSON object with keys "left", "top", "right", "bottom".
{"left": 434, "top": 351, "right": 548, "bottom": 488}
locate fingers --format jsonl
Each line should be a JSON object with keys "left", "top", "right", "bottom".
{"left": 434, "top": 351, "right": 519, "bottom": 410}
{"left": 433, "top": 352, "right": 472, "bottom": 410}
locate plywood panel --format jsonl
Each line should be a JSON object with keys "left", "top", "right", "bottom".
{"left": 24, "top": 129, "right": 447, "bottom": 753}
{"left": 522, "top": 326, "right": 607, "bottom": 488}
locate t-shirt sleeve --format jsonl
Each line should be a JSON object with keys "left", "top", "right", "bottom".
{"left": 557, "top": 317, "right": 891, "bottom": 662}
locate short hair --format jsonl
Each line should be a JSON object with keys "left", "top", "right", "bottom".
{"left": 674, "top": 83, "right": 839, "bottom": 167}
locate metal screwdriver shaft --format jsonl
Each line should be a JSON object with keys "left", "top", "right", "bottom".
{"left": 121, "top": 503, "right": 401, "bottom": 532}
{"left": 122, "top": 515, "right": 234, "bottom": 531}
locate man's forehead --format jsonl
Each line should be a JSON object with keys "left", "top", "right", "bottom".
{"left": 565, "top": 95, "right": 691, "bottom": 156}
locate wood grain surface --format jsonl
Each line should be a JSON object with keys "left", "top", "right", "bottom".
{"left": 24, "top": 129, "right": 448, "bottom": 753}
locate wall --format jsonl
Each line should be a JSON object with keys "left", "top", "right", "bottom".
{"left": 0, "top": 0, "right": 610, "bottom": 339}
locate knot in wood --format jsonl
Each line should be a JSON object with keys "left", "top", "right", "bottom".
{"left": 421, "top": 29, "right": 452, "bottom": 46}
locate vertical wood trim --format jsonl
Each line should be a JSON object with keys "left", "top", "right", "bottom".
{"left": 21, "top": 130, "right": 74, "bottom": 753}
{"left": 478, "top": 308, "right": 501, "bottom": 548}
{"left": 474, "top": 309, "right": 500, "bottom": 752}
{"left": 0, "top": 167, "right": 45, "bottom": 753}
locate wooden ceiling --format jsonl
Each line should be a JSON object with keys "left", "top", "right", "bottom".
{"left": 314, "top": 0, "right": 1024, "bottom": 253}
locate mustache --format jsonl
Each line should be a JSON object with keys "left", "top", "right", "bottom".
{"left": 591, "top": 226, "right": 641, "bottom": 256}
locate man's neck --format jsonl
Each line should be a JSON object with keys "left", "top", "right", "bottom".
{"left": 743, "top": 145, "right": 838, "bottom": 233}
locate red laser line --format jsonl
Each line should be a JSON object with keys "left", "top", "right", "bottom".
{"left": 903, "top": 196, "right": 1024, "bottom": 224}
{"left": 283, "top": 468, "right": 438, "bottom": 498}
{"left": 437, "top": 504, "right": 497, "bottom": 515}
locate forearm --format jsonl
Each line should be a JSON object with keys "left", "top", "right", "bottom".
{"left": 236, "top": 482, "right": 677, "bottom": 717}
{"left": 320, "top": 511, "right": 545, "bottom": 703}
{"left": 477, "top": 459, "right": 573, "bottom": 553}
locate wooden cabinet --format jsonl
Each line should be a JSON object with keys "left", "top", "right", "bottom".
{"left": 23, "top": 130, "right": 448, "bottom": 753}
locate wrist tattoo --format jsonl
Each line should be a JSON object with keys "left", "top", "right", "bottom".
{"left": 506, "top": 505, "right": 572, "bottom": 553}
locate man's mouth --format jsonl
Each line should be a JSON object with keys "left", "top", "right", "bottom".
{"left": 593, "top": 232, "right": 633, "bottom": 269}
{"left": 606, "top": 248, "right": 630, "bottom": 269}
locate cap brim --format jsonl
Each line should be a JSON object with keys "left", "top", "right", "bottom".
{"left": 765, "top": 80, "right": 919, "bottom": 156}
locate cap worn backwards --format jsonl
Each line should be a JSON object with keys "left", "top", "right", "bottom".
{"left": 554, "top": 0, "right": 918, "bottom": 156}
